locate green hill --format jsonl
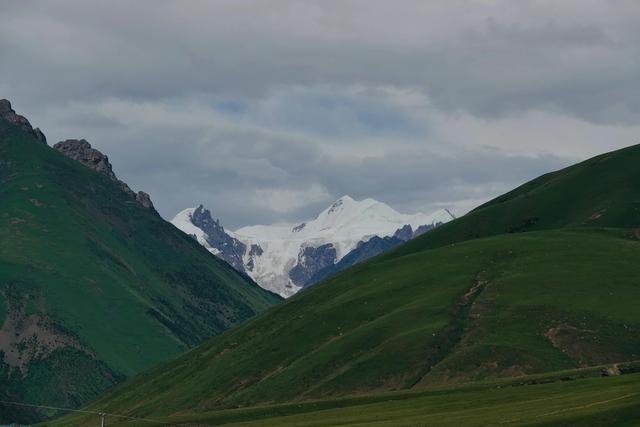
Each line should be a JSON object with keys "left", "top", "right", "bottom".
{"left": 51, "top": 143, "right": 640, "bottom": 425}
{"left": 0, "top": 102, "right": 281, "bottom": 423}
{"left": 392, "top": 144, "right": 640, "bottom": 257}
{"left": 81, "top": 365, "right": 640, "bottom": 426}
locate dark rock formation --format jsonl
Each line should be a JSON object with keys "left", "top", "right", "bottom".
{"left": 0, "top": 99, "right": 47, "bottom": 144}
{"left": 136, "top": 191, "right": 154, "bottom": 210}
{"left": 190, "top": 205, "right": 247, "bottom": 272}
{"left": 393, "top": 224, "right": 414, "bottom": 241}
{"left": 246, "top": 244, "right": 263, "bottom": 272}
{"left": 327, "top": 198, "right": 344, "bottom": 214}
{"left": 289, "top": 243, "right": 337, "bottom": 286}
{"left": 292, "top": 222, "right": 306, "bottom": 232}
{"left": 413, "top": 223, "right": 436, "bottom": 238}
{"left": 306, "top": 221, "right": 446, "bottom": 288}
{"left": 249, "top": 244, "right": 263, "bottom": 257}
{"left": 306, "top": 235, "right": 403, "bottom": 288}
{"left": 53, "top": 138, "right": 156, "bottom": 212}
{"left": 53, "top": 139, "right": 117, "bottom": 180}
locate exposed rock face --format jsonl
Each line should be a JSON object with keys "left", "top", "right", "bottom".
{"left": 413, "top": 223, "right": 436, "bottom": 238}
{"left": 289, "top": 243, "right": 337, "bottom": 286}
{"left": 292, "top": 222, "right": 306, "bottom": 232}
{"left": 53, "top": 139, "right": 117, "bottom": 180}
{"left": 0, "top": 99, "right": 47, "bottom": 144}
{"left": 249, "top": 244, "right": 263, "bottom": 257}
{"left": 393, "top": 224, "right": 414, "bottom": 241}
{"left": 390, "top": 222, "right": 441, "bottom": 241}
{"left": 246, "top": 244, "right": 263, "bottom": 272}
{"left": 53, "top": 138, "right": 156, "bottom": 212}
{"left": 245, "top": 243, "right": 264, "bottom": 271}
{"left": 306, "top": 234, "right": 403, "bottom": 287}
{"left": 190, "top": 205, "right": 247, "bottom": 272}
{"left": 136, "top": 191, "right": 154, "bottom": 209}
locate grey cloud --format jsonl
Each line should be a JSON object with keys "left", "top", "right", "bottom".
{"left": 3, "top": 1, "right": 640, "bottom": 122}
{"left": 42, "top": 96, "right": 579, "bottom": 228}
{"left": 1, "top": 1, "right": 639, "bottom": 227}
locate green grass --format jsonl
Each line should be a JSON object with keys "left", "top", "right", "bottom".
{"left": 0, "top": 119, "right": 281, "bottom": 422}
{"left": 48, "top": 367, "right": 640, "bottom": 426}
{"left": 54, "top": 228, "right": 640, "bottom": 424}
{"left": 391, "top": 144, "right": 640, "bottom": 258}
{"left": 39, "top": 142, "right": 640, "bottom": 425}
{"left": 167, "top": 372, "right": 640, "bottom": 427}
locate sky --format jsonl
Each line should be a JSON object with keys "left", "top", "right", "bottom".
{"left": 1, "top": 0, "right": 639, "bottom": 229}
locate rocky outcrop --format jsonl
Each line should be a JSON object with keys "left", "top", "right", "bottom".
{"left": 246, "top": 244, "right": 264, "bottom": 272}
{"left": 249, "top": 244, "right": 263, "bottom": 257}
{"left": 1, "top": 100, "right": 156, "bottom": 212}
{"left": 393, "top": 224, "right": 414, "bottom": 241}
{"left": 53, "top": 139, "right": 117, "bottom": 180}
{"left": 0, "top": 99, "right": 47, "bottom": 144}
{"left": 292, "top": 222, "right": 306, "bottom": 232}
{"left": 413, "top": 223, "right": 436, "bottom": 238}
{"left": 190, "top": 205, "right": 247, "bottom": 272}
{"left": 289, "top": 243, "right": 337, "bottom": 286}
{"left": 136, "top": 191, "right": 154, "bottom": 209}
{"left": 53, "top": 138, "right": 156, "bottom": 212}
{"left": 392, "top": 222, "right": 443, "bottom": 241}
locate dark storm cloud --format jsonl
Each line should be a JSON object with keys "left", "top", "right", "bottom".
{"left": 1, "top": 1, "right": 639, "bottom": 227}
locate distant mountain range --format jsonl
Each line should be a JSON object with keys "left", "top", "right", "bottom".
{"left": 172, "top": 196, "right": 455, "bottom": 296}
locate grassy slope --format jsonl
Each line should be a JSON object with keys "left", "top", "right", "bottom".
{"left": 0, "top": 120, "right": 280, "bottom": 421}
{"left": 53, "top": 144, "right": 640, "bottom": 425}
{"left": 108, "top": 367, "right": 640, "bottom": 426}
{"left": 56, "top": 229, "right": 640, "bottom": 423}
{"left": 392, "top": 144, "right": 640, "bottom": 257}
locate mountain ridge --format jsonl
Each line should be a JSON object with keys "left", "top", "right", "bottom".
{"left": 0, "top": 100, "right": 281, "bottom": 423}
{"left": 172, "top": 196, "right": 455, "bottom": 296}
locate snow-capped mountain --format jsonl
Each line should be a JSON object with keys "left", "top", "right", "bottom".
{"left": 172, "top": 196, "right": 455, "bottom": 297}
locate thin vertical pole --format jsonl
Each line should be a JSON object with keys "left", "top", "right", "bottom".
{"left": 101, "top": 412, "right": 106, "bottom": 427}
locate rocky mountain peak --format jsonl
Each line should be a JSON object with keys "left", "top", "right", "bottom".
{"left": 191, "top": 204, "right": 221, "bottom": 229}
{"left": 0, "top": 99, "right": 47, "bottom": 144}
{"left": 393, "top": 224, "right": 414, "bottom": 241}
{"left": 175, "top": 196, "right": 455, "bottom": 297}
{"left": 185, "top": 205, "right": 247, "bottom": 272}
{"left": 53, "top": 138, "right": 156, "bottom": 212}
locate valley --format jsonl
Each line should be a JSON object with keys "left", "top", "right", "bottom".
{"left": 2, "top": 4, "right": 639, "bottom": 424}
{"left": 49, "top": 144, "right": 640, "bottom": 426}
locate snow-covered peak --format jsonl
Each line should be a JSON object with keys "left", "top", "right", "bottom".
{"left": 242, "top": 196, "right": 451, "bottom": 241}
{"left": 172, "top": 206, "right": 209, "bottom": 246}
{"left": 173, "top": 196, "right": 455, "bottom": 298}
{"left": 234, "top": 196, "right": 454, "bottom": 259}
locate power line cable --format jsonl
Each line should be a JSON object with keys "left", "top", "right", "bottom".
{"left": 0, "top": 399, "right": 206, "bottom": 426}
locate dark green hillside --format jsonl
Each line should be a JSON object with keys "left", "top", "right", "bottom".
{"left": 393, "top": 144, "right": 640, "bottom": 257}
{"left": 0, "top": 108, "right": 280, "bottom": 422}
{"left": 51, "top": 144, "right": 640, "bottom": 426}
{"left": 87, "top": 366, "right": 640, "bottom": 426}
{"left": 56, "top": 229, "right": 640, "bottom": 423}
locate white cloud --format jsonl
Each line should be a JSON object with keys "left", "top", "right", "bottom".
{"left": 253, "top": 184, "right": 331, "bottom": 216}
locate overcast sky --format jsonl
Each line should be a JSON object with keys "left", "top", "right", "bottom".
{"left": 2, "top": 1, "right": 639, "bottom": 228}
